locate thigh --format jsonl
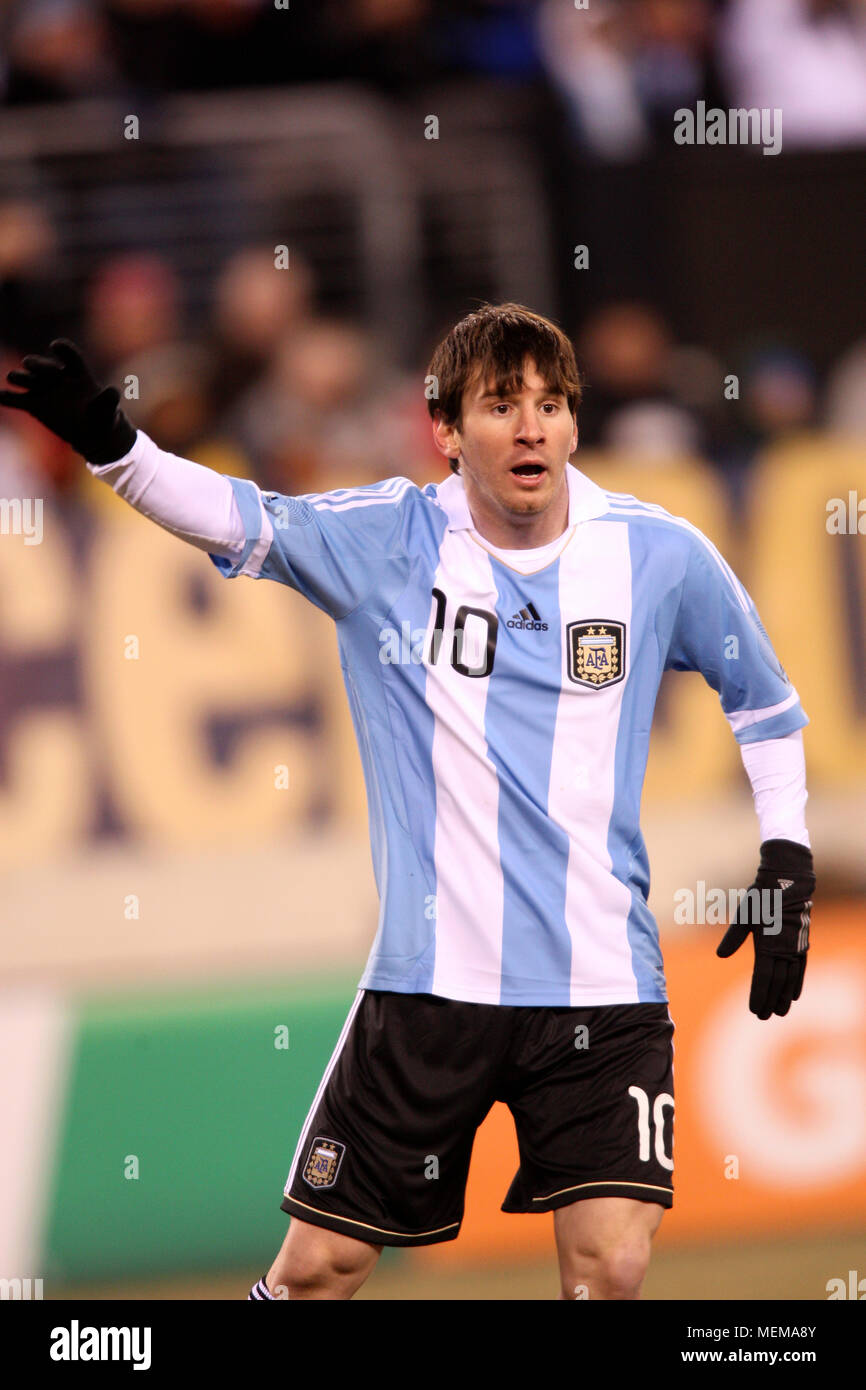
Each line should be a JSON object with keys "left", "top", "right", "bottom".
{"left": 281, "top": 989, "right": 506, "bottom": 1247}
{"left": 500, "top": 1002, "right": 675, "bottom": 1215}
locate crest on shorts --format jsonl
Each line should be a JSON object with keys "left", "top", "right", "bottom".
{"left": 302, "top": 1136, "right": 346, "bottom": 1189}
{"left": 567, "top": 621, "right": 626, "bottom": 689}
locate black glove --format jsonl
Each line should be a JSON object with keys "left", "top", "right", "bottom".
{"left": 0, "top": 338, "right": 136, "bottom": 464}
{"left": 716, "top": 839, "right": 815, "bottom": 1019}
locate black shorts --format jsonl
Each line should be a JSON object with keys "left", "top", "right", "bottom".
{"left": 281, "top": 990, "right": 675, "bottom": 1247}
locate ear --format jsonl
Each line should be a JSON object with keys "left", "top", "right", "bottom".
{"left": 432, "top": 409, "right": 461, "bottom": 463}
{"left": 570, "top": 417, "right": 578, "bottom": 456}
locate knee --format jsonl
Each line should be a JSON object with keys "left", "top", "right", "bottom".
{"left": 599, "top": 1238, "right": 651, "bottom": 1299}
{"left": 562, "top": 1234, "right": 651, "bottom": 1301}
{"left": 305, "top": 1232, "right": 378, "bottom": 1282}
{"left": 271, "top": 1224, "right": 381, "bottom": 1297}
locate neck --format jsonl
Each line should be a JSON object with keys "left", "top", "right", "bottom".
{"left": 463, "top": 474, "right": 570, "bottom": 549}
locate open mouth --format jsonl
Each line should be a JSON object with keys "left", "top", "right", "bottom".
{"left": 511, "top": 462, "right": 546, "bottom": 477}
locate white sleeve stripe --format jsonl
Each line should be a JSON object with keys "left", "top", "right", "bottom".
{"left": 606, "top": 495, "right": 667, "bottom": 512}
{"left": 300, "top": 475, "right": 410, "bottom": 500}
{"left": 605, "top": 502, "right": 750, "bottom": 612}
{"left": 310, "top": 479, "right": 415, "bottom": 513}
{"left": 301, "top": 477, "right": 415, "bottom": 508}
{"left": 238, "top": 486, "right": 274, "bottom": 578}
{"left": 234, "top": 474, "right": 411, "bottom": 575}
{"left": 726, "top": 688, "right": 800, "bottom": 733}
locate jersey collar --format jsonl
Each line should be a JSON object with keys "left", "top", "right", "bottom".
{"left": 435, "top": 461, "right": 610, "bottom": 533}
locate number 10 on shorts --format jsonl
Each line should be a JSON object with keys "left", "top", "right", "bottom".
{"left": 629, "top": 1085, "right": 674, "bottom": 1171}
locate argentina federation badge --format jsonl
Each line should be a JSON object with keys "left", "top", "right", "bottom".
{"left": 567, "top": 620, "right": 626, "bottom": 689}
{"left": 302, "top": 1137, "right": 346, "bottom": 1189}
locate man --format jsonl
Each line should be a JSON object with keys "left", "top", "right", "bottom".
{"left": 0, "top": 303, "right": 814, "bottom": 1301}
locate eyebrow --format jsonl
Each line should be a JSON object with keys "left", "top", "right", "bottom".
{"left": 477, "top": 385, "right": 566, "bottom": 400}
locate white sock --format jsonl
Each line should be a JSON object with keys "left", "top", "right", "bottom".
{"left": 248, "top": 1276, "right": 277, "bottom": 1300}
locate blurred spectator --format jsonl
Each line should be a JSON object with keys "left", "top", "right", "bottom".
{"left": 114, "top": 342, "right": 214, "bottom": 458}
{"left": 377, "top": 369, "right": 449, "bottom": 483}
{"left": 0, "top": 199, "right": 71, "bottom": 353}
{"left": 225, "top": 317, "right": 442, "bottom": 493}
{"left": 710, "top": 344, "right": 820, "bottom": 504}
{"left": 740, "top": 347, "right": 819, "bottom": 440}
{"left": 537, "top": 0, "right": 648, "bottom": 160}
{"left": 83, "top": 253, "right": 183, "bottom": 374}
{"left": 575, "top": 301, "right": 703, "bottom": 454}
{"left": 632, "top": 0, "right": 722, "bottom": 139}
{"left": 207, "top": 246, "right": 314, "bottom": 424}
{"left": 603, "top": 399, "right": 702, "bottom": 457}
{"left": 824, "top": 338, "right": 866, "bottom": 438}
{"left": 536, "top": 0, "right": 721, "bottom": 159}
{"left": 0, "top": 197, "right": 78, "bottom": 491}
{"left": 4, "top": 0, "right": 119, "bottom": 105}
{"left": 665, "top": 339, "right": 740, "bottom": 467}
{"left": 719, "top": 0, "right": 866, "bottom": 148}
{"left": 436, "top": 1, "right": 545, "bottom": 81}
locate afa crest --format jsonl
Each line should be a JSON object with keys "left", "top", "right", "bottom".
{"left": 302, "top": 1136, "right": 346, "bottom": 1189}
{"left": 567, "top": 621, "right": 626, "bottom": 689}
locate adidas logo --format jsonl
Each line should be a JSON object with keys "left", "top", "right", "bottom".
{"left": 507, "top": 602, "right": 548, "bottom": 632}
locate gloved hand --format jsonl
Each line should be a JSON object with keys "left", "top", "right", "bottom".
{"left": 716, "top": 838, "right": 815, "bottom": 1019}
{"left": 0, "top": 338, "right": 136, "bottom": 464}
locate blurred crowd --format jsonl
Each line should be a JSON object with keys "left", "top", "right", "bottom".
{"left": 2, "top": 1, "right": 866, "bottom": 152}
{"left": 0, "top": 226, "right": 450, "bottom": 501}
{"left": 2, "top": 210, "right": 865, "bottom": 510}
{"left": 0, "top": 0, "right": 865, "bottom": 508}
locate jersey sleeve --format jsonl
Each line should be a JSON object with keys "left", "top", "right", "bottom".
{"left": 207, "top": 475, "right": 418, "bottom": 619}
{"left": 665, "top": 527, "right": 808, "bottom": 744}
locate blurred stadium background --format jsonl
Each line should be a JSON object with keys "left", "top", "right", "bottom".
{"left": 0, "top": 0, "right": 865, "bottom": 1300}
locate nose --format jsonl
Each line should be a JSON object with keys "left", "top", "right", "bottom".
{"left": 515, "top": 406, "right": 544, "bottom": 446}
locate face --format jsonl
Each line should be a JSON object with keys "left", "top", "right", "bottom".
{"left": 433, "top": 359, "right": 578, "bottom": 532}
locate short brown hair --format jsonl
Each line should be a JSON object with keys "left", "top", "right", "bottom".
{"left": 426, "top": 302, "right": 583, "bottom": 472}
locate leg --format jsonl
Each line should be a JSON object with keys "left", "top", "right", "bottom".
{"left": 553, "top": 1196, "right": 665, "bottom": 1301}
{"left": 266, "top": 1216, "right": 383, "bottom": 1300}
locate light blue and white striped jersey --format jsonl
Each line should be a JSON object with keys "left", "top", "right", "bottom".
{"left": 209, "top": 462, "right": 807, "bottom": 1006}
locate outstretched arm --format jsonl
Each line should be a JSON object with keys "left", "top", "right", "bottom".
{"left": 1, "top": 337, "right": 418, "bottom": 619}
{"left": 87, "top": 430, "right": 246, "bottom": 560}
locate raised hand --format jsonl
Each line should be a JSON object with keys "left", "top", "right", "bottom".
{"left": 0, "top": 338, "right": 136, "bottom": 464}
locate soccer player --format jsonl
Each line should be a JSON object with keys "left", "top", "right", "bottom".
{"left": 1, "top": 305, "right": 814, "bottom": 1301}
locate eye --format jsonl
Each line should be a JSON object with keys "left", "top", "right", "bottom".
{"left": 541, "top": 401, "right": 560, "bottom": 414}
{"left": 492, "top": 402, "right": 510, "bottom": 415}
